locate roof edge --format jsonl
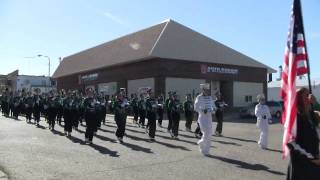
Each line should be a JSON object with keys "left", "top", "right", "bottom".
{"left": 148, "top": 20, "right": 170, "bottom": 56}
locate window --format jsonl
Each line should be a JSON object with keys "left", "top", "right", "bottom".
{"left": 245, "top": 95, "right": 253, "bottom": 103}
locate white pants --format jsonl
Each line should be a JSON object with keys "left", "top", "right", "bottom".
{"left": 198, "top": 114, "right": 213, "bottom": 155}
{"left": 257, "top": 119, "right": 269, "bottom": 148}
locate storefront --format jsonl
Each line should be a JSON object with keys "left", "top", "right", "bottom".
{"left": 53, "top": 19, "right": 275, "bottom": 107}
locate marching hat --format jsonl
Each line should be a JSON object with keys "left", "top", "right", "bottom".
{"left": 256, "top": 94, "right": 265, "bottom": 101}
{"left": 200, "top": 83, "right": 210, "bottom": 90}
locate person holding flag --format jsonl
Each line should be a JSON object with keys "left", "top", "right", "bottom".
{"left": 286, "top": 88, "right": 320, "bottom": 179}
{"left": 281, "top": 0, "right": 320, "bottom": 179}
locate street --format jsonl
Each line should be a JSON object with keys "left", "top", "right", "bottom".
{"left": 0, "top": 114, "right": 288, "bottom": 180}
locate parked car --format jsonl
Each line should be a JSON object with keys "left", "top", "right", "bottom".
{"left": 239, "top": 101, "right": 282, "bottom": 118}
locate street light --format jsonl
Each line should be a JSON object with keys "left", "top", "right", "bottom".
{"left": 37, "top": 54, "right": 51, "bottom": 77}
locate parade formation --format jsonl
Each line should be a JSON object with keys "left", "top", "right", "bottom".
{"left": 0, "top": 83, "right": 224, "bottom": 155}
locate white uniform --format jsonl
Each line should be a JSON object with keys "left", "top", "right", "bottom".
{"left": 254, "top": 103, "right": 271, "bottom": 149}
{"left": 194, "top": 94, "right": 216, "bottom": 155}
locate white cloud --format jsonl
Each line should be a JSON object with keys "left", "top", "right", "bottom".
{"left": 102, "top": 11, "right": 127, "bottom": 26}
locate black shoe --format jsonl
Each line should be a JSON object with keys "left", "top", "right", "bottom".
{"left": 117, "top": 137, "right": 123, "bottom": 143}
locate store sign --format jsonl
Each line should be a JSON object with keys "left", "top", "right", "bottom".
{"left": 201, "top": 65, "right": 239, "bottom": 75}
{"left": 79, "top": 73, "right": 98, "bottom": 84}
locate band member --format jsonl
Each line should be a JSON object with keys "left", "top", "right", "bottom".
{"left": 1, "top": 88, "right": 10, "bottom": 117}
{"left": 100, "top": 94, "right": 107, "bottom": 125}
{"left": 96, "top": 94, "right": 106, "bottom": 129}
{"left": 214, "top": 92, "right": 228, "bottom": 136}
{"left": 165, "top": 92, "right": 173, "bottom": 132}
{"left": 33, "top": 89, "right": 42, "bottom": 127}
{"left": 169, "top": 92, "right": 182, "bottom": 139}
{"left": 72, "top": 91, "right": 82, "bottom": 130}
{"left": 9, "top": 91, "right": 13, "bottom": 117}
{"left": 41, "top": 94, "right": 49, "bottom": 123}
{"left": 184, "top": 94, "right": 194, "bottom": 132}
{"left": 12, "top": 91, "right": 21, "bottom": 119}
{"left": 56, "top": 90, "right": 64, "bottom": 125}
{"left": 138, "top": 93, "right": 146, "bottom": 128}
{"left": 157, "top": 94, "right": 164, "bottom": 127}
{"left": 24, "top": 91, "right": 33, "bottom": 123}
{"left": 83, "top": 88, "right": 98, "bottom": 144}
{"left": 194, "top": 83, "right": 216, "bottom": 155}
{"left": 131, "top": 94, "right": 139, "bottom": 124}
{"left": 286, "top": 88, "right": 320, "bottom": 179}
{"left": 145, "top": 89, "right": 157, "bottom": 140}
{"left": 254, "top": 94, "right": 271, "bottom": 149}
{"left": 63, "top": 91, "right": 74, "bottom": 136}
{"left": 47, "top": 91, "right": 57, "bottom": 130}
{"left": 113, "top": 90, "right": 129, "bottom": 143}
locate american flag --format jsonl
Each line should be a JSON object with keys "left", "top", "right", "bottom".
{"left": 280, "top": 0, "right": 309, "bottom": 158}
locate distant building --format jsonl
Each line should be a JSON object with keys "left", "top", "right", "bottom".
{"left": 0, "top": 70, "right": 55, "bottom": 93}
{"left": 53, "top": 19, "right": 276, "bottom": 107}
{"left": 268, "top": 79, "right": 320, "bottom": 101}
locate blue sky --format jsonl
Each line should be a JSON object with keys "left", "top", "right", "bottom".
{"left": 0, "top": 0, "right": 319, "bottom": 79}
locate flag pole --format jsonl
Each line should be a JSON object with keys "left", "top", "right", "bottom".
{"left": 297, "top": 0, "right": 312, "bottom": 93}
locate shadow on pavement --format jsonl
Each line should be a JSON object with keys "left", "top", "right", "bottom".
{"left": 155, "top": 140, "right": 192, "bottom": 151}
{"left": 76, "top": 128, "right": 85, "bottom": 134}
{"left": 212, "top": 140, "right": 242, "bottom": 146}
{"left": 221, "top": 136, "right": 257, "bottom": 143}
{"left": 125, "top": 134, "right": 191, "bottom": 151}
{"left": 156, "top": 134, "right": 198, "bottom": 145}
{"left": 36, "top": 124, "right": 46, "bottom": 129}
{"left": 67, "top": 135, "right": 86, "bottom": 145}
{"left": 67, "top": 136, "right": 120, "bottom": 157}
{"left": 266, "top": 148, "right": 282, "bottom": 153}
{"left": 51, "top": 129, "right": 65, "bottom": 136}
{"left": 98, "top": 128, "right": 115, "bottom": 134}
{"left": 89, "top": 143, "right": 119, "bottom": 157}
{"left": 121, "top": 141, "right": 153, "bottom": 154}
{"left": 207, "top": 155, "right": 285, "bottom": 176}
{"left": 95, "top": 134, "right": 117, "bottom": 143}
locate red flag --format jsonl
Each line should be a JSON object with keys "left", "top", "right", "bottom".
{"left": 280, "top": 0, "right": 308, "bottom": 159}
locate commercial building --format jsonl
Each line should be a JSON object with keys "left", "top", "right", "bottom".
{"left": 0, "top": 70, "right": 55, "bottom": 93}
{"left": 268, "top": 79, "right": 320, "bottom": 101}
{"left": 53, "top": 19, "right": 275, "bottom": 107}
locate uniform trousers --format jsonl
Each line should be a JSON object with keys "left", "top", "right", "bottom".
{"left": 171, "top": 112, "right": 180, "bottom": 137}
{"left": 85, "top": 111, "right": 97, "bottom": 141}
{"left": 147, "top": 112, "right": 157, "bottom": 138}
{"left": 115, "top": 113, "right": 126, "bottom": 138}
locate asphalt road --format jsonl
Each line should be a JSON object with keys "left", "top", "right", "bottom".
{"left": 0, "top": 114, "right": 288, "bottom": 180}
